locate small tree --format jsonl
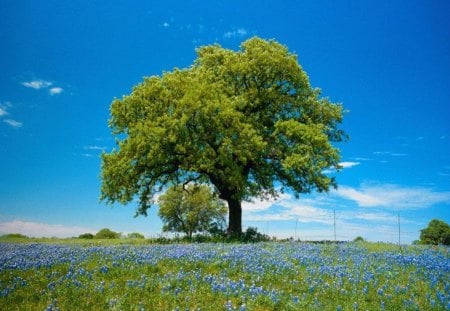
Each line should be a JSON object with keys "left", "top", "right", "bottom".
{"left": 158, "top": 184, "right": 227, "bottom": 238}
{"left": 94, "top": 228, "right": 121, "bottom": 239}
{"left": 127, "top": 232, "right": 145, "bottom": 239}
{"left": 420, "top": 219, "right": 450, "bottom": 245}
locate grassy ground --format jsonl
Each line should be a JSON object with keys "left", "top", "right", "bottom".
{"left": 0, "top": 236, "right": 152, "bottom": 246}
{"left": 0, "top": 241, "right": 448, "bottom": 310}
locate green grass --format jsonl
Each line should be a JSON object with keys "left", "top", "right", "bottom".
{"left": 0, "top": 236, "right": 152, "bottom": 246}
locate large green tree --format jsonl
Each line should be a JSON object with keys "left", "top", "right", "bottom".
{"left": 158, "top": 184, "right": 227, "bottom": 238}
{"left": 420, "top": 219, "right": 450, "bottom": 245}
{"left": 101, "top": 37, "right": 346, "bottom": 234}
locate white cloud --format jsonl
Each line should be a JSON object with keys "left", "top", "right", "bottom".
{"left": 351, "top": 157, "right": 371, "bottom": 161}
{"left": 323, "top": 161, "right": 360, "bottom": 174}
{"left": 22, "top": 79, "right": 53, "bottom": 89}
{"left": 335, "top": 186, "right": 384, "bottom": 207}
{"left": 84, "top": 145, "right": 106, "bottom": 151}
{"left": 373, "top": 151, "right": 407, "bottom": 157}
{"left": 343, "top": 211, "right": 397, "bottom": 223}
{"left": 49, "top": 87, "right": 63, "bottom": 95}
{"left": 0, "top": 220, "right": 97, "bottom": 238}
{"left": 242, "top": 192, "right": 291, "bottom": 212}
{"left": 224, "top": 28, "right": 248, "bottom": 39}
{"left": 0, "top": 106, "right": 7, "bottom": 117}
{"left": 3, "top": 119, "right": 22, "bottom": 128}
{"left": 238, "top": 189, "right": 427, "bottom": 243}
{"left": 245, "top": 212, "right": 293, "bottom": 222}
{"left": 282, "top": 203, "right": 333, "bottom": 224}
{"left": 243, "top": 193, "right": 333, "bottom": 224}
{"left": 335, "top": 184, "right": 450, "bottom": 209}
{"left": 339, "top": 161, "right": 360, "bottom": 168}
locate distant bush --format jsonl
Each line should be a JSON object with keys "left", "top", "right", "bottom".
{"left": 1, "top": 233, "right": 29, "bottom": 239}
{"left": 127, "top": 232, "right": 145, "bottom": 239}
{"left": 353, "top": 236, "right": 365, "bottom": 243}
{"left": 94, "top": 228, "right": 121, "bottom": 239}
{"left": 78, "top": 233, "right": 94, "bottom": 239}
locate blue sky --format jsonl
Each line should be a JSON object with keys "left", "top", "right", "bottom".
{"left": 1, "top": 1, "right": 449, "bottom": 243}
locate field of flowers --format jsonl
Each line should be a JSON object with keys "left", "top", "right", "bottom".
{"left": 0, "top": 241, "right": 449, "bottom": 310}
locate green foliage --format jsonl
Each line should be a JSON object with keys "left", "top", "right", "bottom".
{"left": 127, "top": 232, "right": 145, "bottom": 239}
{"left": 94, "top": 228, "right": 121, "bottom": 239}
{"left": 420, "top": 219, "right": 450, "bottom": 245}
{"left": 0, "top": 233, "right": 29, "bottom": 239}
{"left": 101, "top": 37, "right": 346, "bottom": 233}
{"left": 239, "top": 227, "right": 270, "bottom": 242}
{"left": 353, "top": 236, "right": 365, "bottom": 242}
{"left": 78, "top": 233, "right": 94, "bottom": 239}
{"left": 158, "top": 184, "right": 227, "bottom": 237}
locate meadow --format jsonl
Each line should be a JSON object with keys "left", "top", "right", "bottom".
{"left": 0, "top": 241, "right": 449, "bottom": 310}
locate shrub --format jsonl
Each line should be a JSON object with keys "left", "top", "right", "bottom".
{"left": 94, "top": 228, "right": 121, "bottom": 239}
{"left": 353, "top": 236, "right": 365, "bottom": 243}
{"left": 78, "top": 233, "right": 94, "bottom": 239}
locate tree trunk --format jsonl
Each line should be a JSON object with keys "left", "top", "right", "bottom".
{"left": 227, "top": 197, "right": 242, "bottom": 234}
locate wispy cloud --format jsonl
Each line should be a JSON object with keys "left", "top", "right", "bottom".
{"left": 335, "top": 184, "right": 450, "bottom": 209}
{"left": 84, "top": 145, "right": 106, "bottom": 151}
{"left": 0, "top": 106, "right": 7, "bottom": 117}
{"left": 373, "top": 151, "right": 407, "bottom": 157}
{"left": 21, "top": 79, "right": 64, "bottom": 96}
{"left": 3, "top": 119, "right": 22, "bottom": 128}
{"left": 280, "top": 202, "right": 334, "bottom": 224}
{"left": 235, "top": 188, "right": 432, "bottom": 243}
{"left": 224, "top": 28, "right": 248, "bottom": 39}
{"left": 339, "top": 161, "right": 360, "bottom": 168}
{"left": 0, "top": 102, "right": 22, "bottom": 128}
{"left": 0, "top": 220, "right": 96, "bottom": 238}
{"left": 22, "top": 79, "right": 53, "bottom": 89}
{"left": 49, "top": 87, "right": 63, "bottom": 95}
{"left": 344, "top": 211, "right": 397, "bottom": 223}
{"left": 242, "top": 192, "right": 291, "bottom": 212}
{"left": 351, "top": 157, "right": 372, "bottom": 161}
{"left": 243, "top": 193, "right": 333, "bottom": 224}
{"left": 323, "top": 161, "right": 360, "bottom": 174}
{"left": 242, "top": 183, "right": 449, "bottom": 228}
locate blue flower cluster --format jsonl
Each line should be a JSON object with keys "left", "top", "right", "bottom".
{"left": 0, "top": 242, "right": 448, "bottom": 310}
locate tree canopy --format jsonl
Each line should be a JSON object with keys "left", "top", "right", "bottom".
{"left": 101, "top": 37, "right": 346, "bottom": 234}
{"left": 158, "top": 184, "right": 227, "bottom": 237}
{"left": 420, "top": 219, "right": 450, "bottom": 245}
